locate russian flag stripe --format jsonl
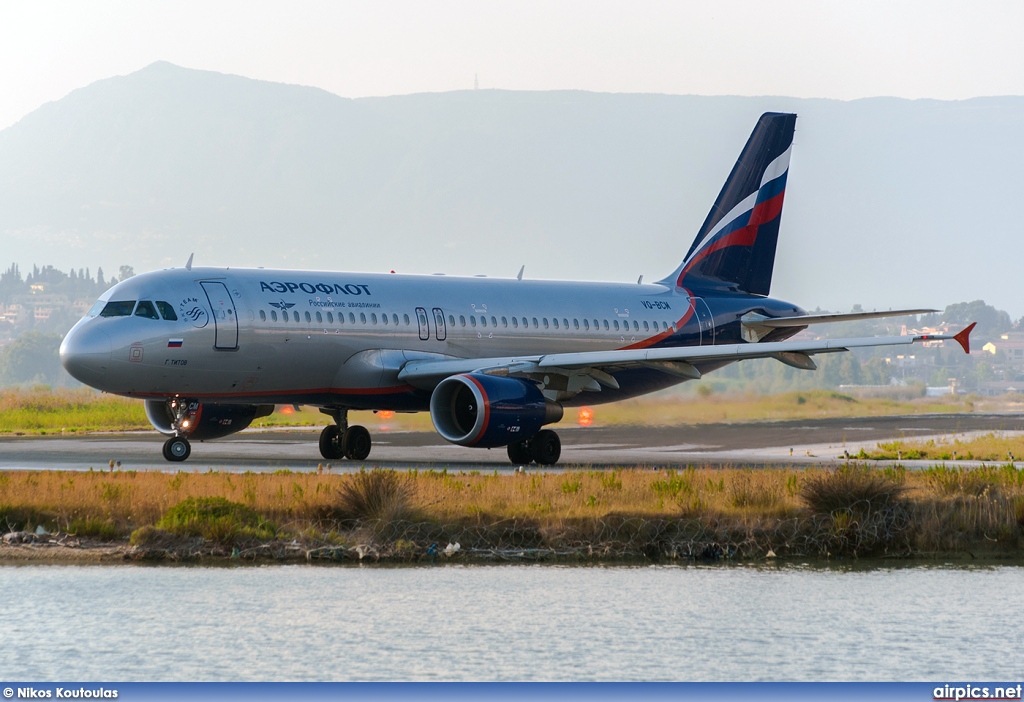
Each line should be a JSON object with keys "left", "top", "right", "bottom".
{"left": 167, "top": 339, "right": 183, "bottom": 348}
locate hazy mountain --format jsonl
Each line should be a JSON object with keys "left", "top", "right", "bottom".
{"left": 1, "top": 62, "right": 1022, "bottom": 316}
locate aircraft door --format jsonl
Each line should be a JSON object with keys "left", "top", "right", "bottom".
{"left": 432, "top": 308, "right": 446, "bottom": 341}
{"left": 415, "top": 307, "right": 430, "bottom": 341}
{"left": 201, "top": 281, "right": 239, "bottom": 350}
{"left": 689, "top": 297, "right": 715, "bottom": 346}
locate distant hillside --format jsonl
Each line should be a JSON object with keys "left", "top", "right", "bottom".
{"left": 1, "top": 62, "right": 1022, "bottom": 316}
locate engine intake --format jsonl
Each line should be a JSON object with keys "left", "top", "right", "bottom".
{"left": 430, "top": 373, "right": 563, "bottom": 448}
{"left": 145, "top": 400, "right": 274, "bottom": 441}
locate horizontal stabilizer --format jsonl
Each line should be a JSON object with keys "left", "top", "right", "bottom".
{"left": 757, "top": 308, "right": 938, "bottom": 328}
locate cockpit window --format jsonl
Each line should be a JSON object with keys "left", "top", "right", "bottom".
{"left": 99, "top": 301, "right": 137, "bottom": 317}
{"left": 86, "top": 300, "right": 106, "bottom": 317}
{"left": 134, "top": 301, "right": 160, "bottom": 320}
{"left": 155, "top": 301, "right": 177, "bottom": 320}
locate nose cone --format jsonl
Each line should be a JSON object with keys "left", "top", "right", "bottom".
{"left": 60, "top": 324, "right": 112, "bottom": 386}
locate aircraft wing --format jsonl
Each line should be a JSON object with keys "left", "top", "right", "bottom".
{"left": 398, "top": 323, "right": 975, "bottom": 389}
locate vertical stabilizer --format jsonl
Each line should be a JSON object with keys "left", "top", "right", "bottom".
{"left": 660, "top": 112, "right": 796, "bottom": 296}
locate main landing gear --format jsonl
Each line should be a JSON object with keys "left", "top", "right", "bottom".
{"left": 318, "top": 409, "right": 372, "bottom": 461}
{"left": 506, "top": 429, "right": 561, "bottom": 466}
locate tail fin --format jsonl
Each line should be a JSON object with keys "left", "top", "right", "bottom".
{"left": 660, "top": 112, "right": 797, "bottom": 296}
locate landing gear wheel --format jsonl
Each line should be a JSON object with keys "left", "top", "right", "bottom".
{"left": 163, "top": 437, "right": 191, "bottom": 462}
{"left": 530, "top": 430, "right": 560, "bottom": 465}
{"left": 342, "top": 425, "right": 372, "bottom": 461}
{"left": 319, "top": 425, "right": 343, "bottom": 460}
{"left": 507, "top": 440, "right": 533, "bottom": 465}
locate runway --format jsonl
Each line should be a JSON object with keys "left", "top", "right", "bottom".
{"left": 2, "top": 413, "right": 1022, "bottom": 472}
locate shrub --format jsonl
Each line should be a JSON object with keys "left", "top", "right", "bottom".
{"left": 156, "top": 497, "right": 276, "bottom": 544}
{"left": 335, "top": 469, "right": 418, "bottom": 523}
{"left": 800, "top": 468, "right": 906, "bottom": 516}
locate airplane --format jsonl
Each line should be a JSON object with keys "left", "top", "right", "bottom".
{"left": 59, "top": 112, "right": 974, "bottom": 465}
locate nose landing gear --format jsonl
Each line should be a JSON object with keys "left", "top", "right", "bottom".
{"left": 161, "top": 399, "right": 195, "bottom": 463}
{"left": 162, "top": 436, "right": 191, "bottom": 462}
{"left": 318, "top": 408, "right": 372, "bottom": 461}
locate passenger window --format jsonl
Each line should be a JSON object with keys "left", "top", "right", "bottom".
{"left": 449, "top": 315, "right": 456, "bottom": 327}
{"left": 371, "top": 313, "right": 378, "bottom": 324}
{"left": 382, "top": 314, "right": 388, "bottom": 325}
{"left": 552, "top": 318, "right": 559, "bottom": 329}
{"left": 156, "top": 301, "right": 178, "bottom": 320}
{"left": 271, "top": 310, "right": 278, "bottom": 321}
{"left": 292, "top": 311, "right": 299, "bottom": 322}
{"left": 501, "top": 317, "right": 508, "bottom": 328}
{"left": 532, "top": 318, "right": 539, "bottom": 328}
{"left": 470, "top": 316, "right": 477, "bottom": 327}
{"left": 643, "top": 321, "right": 649, "bottom": 331}
{"left": 259, "top": 310, "right": 266, "bottom": 321}
{"left": 316, "top": 312, "right": 322, "bottom": 323}
{"left": 512, "top": 317, "right": 518, "bottom": 329}
{"left": 99, "top": 301, "right": 136, "bottom": 317}
{"left": 360, "top": 313, "right": 367, "bottom": 323}
{"left": 305, "top": 312, "right": 312, "bottom": 323}
{"left": 393, "top": 314, "right": 399, "bottom": 325}
{"left": 563, "top": 318, "right": 569, "bottom": 329}
{"left": 460, "top": 315, "right": 466, "bottom": 327}
{"left": 522, "top": 317, "right": 528, "bottom": 328}
{"left": 403, "top": 314, "right": 410, "bottom": 325}
{"left": 491, "top": 316, "right": 497, "bottom": 327}
{"left": 593, "top": 319, "right": 599, "bottom": 330}
{"left": 583, "top": 319, "right": 590, "bottom": 331}
{"left": 282, "top": 311, "right": 288, "bottom": 323}
{"left": 480, "top": 316, "right": 486, "bottom": 328}
{"left": 603, "top": 320, "right": 609, "bottom": 330}
{"left": 134, "top": 301, "right": 160, "bottom": 320}
{"left": 327, "top": 312, "right": 333, "bottom": 323}
{"left": 574, "top": 319, "right": 579, "bottom": 330}
{"left": 613, "top": 320, "right": 619, "bottom": 331}
{"left": 349, "top": 313, "right": 356, "bottom": 324}
{"left": 632, "top": 320, "right": 639, "bottom": 331}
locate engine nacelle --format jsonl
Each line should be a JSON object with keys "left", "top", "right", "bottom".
{"left": 145, "top": 400, "right": 274, "bottom": 441}
{"left": 430, "top": 373, "right": 563, "bottom": 448}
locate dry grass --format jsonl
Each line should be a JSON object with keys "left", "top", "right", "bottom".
{"left": 1, "top": 465, "right": 1022, "bottom": 558}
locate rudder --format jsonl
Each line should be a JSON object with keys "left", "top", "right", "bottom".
{"left": 660, "top": 112, "right": 797, "bottom": 296}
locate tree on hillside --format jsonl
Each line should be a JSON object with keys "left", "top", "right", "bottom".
{"left": 943, "top": 300, "right": 1011, "bottom": 340}
{"left": 0, "top": 331, "right": 65, "bottom": 386}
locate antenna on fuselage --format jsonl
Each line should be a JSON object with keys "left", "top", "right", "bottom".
{"left": 184, "top": 253, "right": 194, "bottom": 271}
{"left": 517, "top": 265, "right": 524, "bottom": 281}
{"left": 637, "top": 275, "right": 643, "bottom": 284}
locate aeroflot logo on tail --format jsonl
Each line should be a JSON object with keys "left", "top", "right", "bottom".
{"left": 259, "top": 281, "right": 371, "bottom": 296}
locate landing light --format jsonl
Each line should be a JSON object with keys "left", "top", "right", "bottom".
{"left": 379, "top": 410, "right": 395, "bottom": 419}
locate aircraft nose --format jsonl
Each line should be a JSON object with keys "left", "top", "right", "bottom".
{"left": 60, "top": 324, "right": 112, "bottom": 384}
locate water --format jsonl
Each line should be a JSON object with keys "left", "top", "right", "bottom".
{"left": 1, "top": 563, "right": 1021, "bottom": 681}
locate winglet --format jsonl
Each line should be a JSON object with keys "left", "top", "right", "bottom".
{"left": 953, "top": 322, "right": 976, "bottom": 354}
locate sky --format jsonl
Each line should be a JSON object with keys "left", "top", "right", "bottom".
{"left": 3, "top": 0, "right": 1024, "bottom": 131}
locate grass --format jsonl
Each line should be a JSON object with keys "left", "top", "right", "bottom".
{"left": 0, "top": 387, "right": 148, "bottom": 434}
{"left": 867, "top": 432, "right": 1024, "bottom": 462}
{"left": 0, "top": 386, "right": 995, "bottom": 435}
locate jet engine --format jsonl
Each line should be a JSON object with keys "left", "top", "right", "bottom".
{"left": 145, "top": 400, "right": 275, "bottom": 441}
{"left": 430, "top": 373, "right": 563, "bottom": 448}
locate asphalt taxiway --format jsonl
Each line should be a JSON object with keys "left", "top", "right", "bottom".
{"left": 2, "top": 413, "right": 1022, "bottom": 472}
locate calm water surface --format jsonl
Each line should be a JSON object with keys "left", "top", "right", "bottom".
{"left": 0, "top": 563, "right": 1021, "bottom": 681}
